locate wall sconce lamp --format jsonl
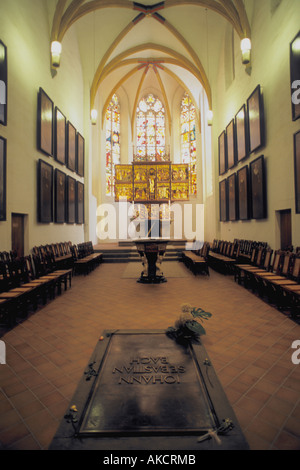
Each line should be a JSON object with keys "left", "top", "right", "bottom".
{"left": 51, "top": 41, "right": 62, "bottom": 68}
{"left": 207, "top": 109, "right": 213, "bottom": 126}
{"left": 241, "top": 38, "right": 251, "bottom": 65}
{"left": 91, "top": 109, "right": 98, "bottom": 125}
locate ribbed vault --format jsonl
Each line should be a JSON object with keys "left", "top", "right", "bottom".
{"left": 50, "top": 0, "right": 251, "bottom": 123}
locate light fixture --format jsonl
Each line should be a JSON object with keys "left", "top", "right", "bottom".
{"left": 51, "top": 41, "right": 62, "bottom": 68}
{"left": 207, "top": 109, "right": 213, "bottom": 126}
{"left": 91, "top": 109, "right": 98, "bottom": 125}
{"left": 241, "top": 38, "right": 251, "bottom": 65}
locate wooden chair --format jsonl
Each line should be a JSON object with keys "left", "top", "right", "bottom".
{"left": 253, "top": 251, "right": 293, "bottom": 303}
{"left": 271, "top": 255, "right": 300, "bottom": 310}
{"left": 234, "top": 247, "right": 258, "bottom": 284}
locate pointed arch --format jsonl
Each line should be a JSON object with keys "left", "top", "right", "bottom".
{"left": 91, "top": 43, "right": 211, "bottom": 109}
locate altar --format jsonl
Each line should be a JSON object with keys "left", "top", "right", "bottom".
{"left": 134, "top": 238, "right": 169, "bottom": 284}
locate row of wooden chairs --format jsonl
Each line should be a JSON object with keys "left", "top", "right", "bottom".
{"left": 182, "top": 242, "right": 210, "bottom": 276}
{"left": 208, "top": 240, "right": 241, "bottom": 274}
{"left": 234, "top": 248, "right": 300, "bottom": 318}
{"left": 32, "top": 242, "right": 73, "bottom": 269}
{"left": 71, "top": 242, "right": 103, "bottom": 275}
{"left": 0, "top": 253, "right": 73, "bottom": 327}
{"left": 234, "top": 239, "right": 269, "bottom": 258}
{"left": 0, "top": 250, "right": 19, "bottom": 262}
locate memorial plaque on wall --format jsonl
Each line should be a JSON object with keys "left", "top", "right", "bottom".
{"left": 77, "top": 132, "right": 84, "bottom": 177}
{"left": 290, "top": 31, "right": 300, "bottom": 121}
{"left": 0, "top": 40, "right": 7, "bottom": 126}
{"left": 54, "top": 169, "right": 66, "bottom": 223}
{"left": 67, "top": 121, "right": 76, "bottom": 172}
{"left": 218, "top": 131, "right": 227, "bottom": 175}
{"left": 250, "top": 155, "right": 267, "bottom": 219}
{"left": 54, "top": 107, "right": 66, "bottom": 165}
{"left": 66, "top": 175, "right": 76, "bottom": 224}
{"left": 294, "top": 130, "right": 300, "bottom": 213}
{"left": 235, "top": 105, "right": 248, "bottom": 163}
{"left": 76, "top": 181, "right": 84, "bottom": 224}
{"left": 247, "top": 85, "right": 265, "bottom": 154}
{"left": 226, "top": 120, "right": 236, "bottom": 170}
{"left": 0, "top": 136, "right": 6, "bottom": 221}
{"left": 228, "top": 173, "right": 238, "bottom": 221}
{"left": 37, "top": 88, "right": 53, "bottom": 156}
{"left": 219, "top": 179, "right": 228, "bottom": 222}
{"left": 237, "top": 165, "right": 250, "bottom": 220}
{"left": 50, "top": 330, "right": 249, "bottom": 450}
{"left": 37, "top": 159, "right": 53, "bottom": 223}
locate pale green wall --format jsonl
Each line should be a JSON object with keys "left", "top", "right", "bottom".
{"left": 210, "top": 0, "right": 300, "bottom": 250}
{"left": 0, "top": 0, "right": 85, "bottom": 254}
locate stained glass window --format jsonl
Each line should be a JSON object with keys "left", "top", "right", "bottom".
{"left": 180, "top": 93, "right": 197, "bottom": 195}
{"left": 135, "top": 94, "right": 167, "bottom": 162}
{"left": 106, "top": 94, "right": 120, "bottom": 196}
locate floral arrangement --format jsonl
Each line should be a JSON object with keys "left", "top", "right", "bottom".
{"left": 166, "top": 303, "right": 212, "bottom": 343}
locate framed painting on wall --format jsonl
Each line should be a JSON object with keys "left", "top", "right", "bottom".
{"left": 54, "top": 107, "right": 66, "bottom": 165}
{"left": 228, "top": 173, "right": 238, "bottom": 221}
{"left": 250, "top": 155, "right": 267, "bottom": 219}
{"left": 0, "top": 40, "right": 7, "bottom": 126}
{"left": 290, "top": 31, "right": 300, "bottom": 121}
{"left": 77, "top": 132, "right": 84, "bottom": 177}
{"left": 247, "top": 85, "right": 265, "bottom": 154}
{"left": 0, "top": 136, "right": 6, "bottom": 221}
{"left": 237, "top": 165, "right": 250, "bottom": 221}
{"left": 66, "top": 175, "right": 76, "bottom": 224}
{"left": 235, "top": 104, "right": 248, "bottom": 162}
{"left": 219, "top": 179, "right": 228, "bottom": 222}
{"left": 76, "top": 181, "right": 84, "bottom": 224}
{"left": 37, "top": 159, "right": 53, "bottom": 223}
{"left": 294, "top": 130, "right": 300, "bottom": 214}
{"left": 67, "top": 121, "right": 76, "bottom": 172}
{"left": 218, "top": 131, "right": 227, "bottom": 176}
{"left": 37, "top": 88, "right": 53, "bottom": 156}
{"left": 54, "top": 169, "right": 66, "bottom": 223}
{"left": 226, "top": 120, "right": 236, "bottom": 170}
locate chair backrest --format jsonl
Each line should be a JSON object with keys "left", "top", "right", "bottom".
{"left": 281, "top": 252, "right": 293, "bottom": 276}
{"left": 225, "top": 243, "right": 230, "bottom": 256}
{"left": 255, "top": 248, "right": 264, "bottom": 266}
{"left": 229, "top": 243, "right": 235, "bottom": 258}
{"left": 25, "top": 256, "right": 36, "bottom": 281}
{"left": 263, "top": 249, "right": 273, "bottom": 270}
{"left": 272, "top": 251, "right": 282, "bottom": 273}
{"left": 250, "top": 248, "right": 257, "bottom": 264}
{"left": 291, "top": 256, "right": 300, "bottom": 281}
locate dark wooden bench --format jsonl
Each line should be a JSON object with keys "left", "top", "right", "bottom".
{"left": 182, "top": 242, "right": 210, "bottom": 275}
{"left": 72, "top": 242, "right": 103, "bottom": 275}
{"left": 208, "top": 241, "right": 239, "bottom": 274}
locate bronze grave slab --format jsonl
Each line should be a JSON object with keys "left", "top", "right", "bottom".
{"left": 49, "top": 330, "right": 249, "bottom": 450}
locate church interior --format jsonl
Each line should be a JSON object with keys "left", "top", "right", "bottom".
{"left": 0, "top": 0, "right": 300, "bottom": 452}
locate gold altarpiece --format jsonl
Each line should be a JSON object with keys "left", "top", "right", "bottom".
{"left": 115, "top": 162, "right": 190, "bottom": 220}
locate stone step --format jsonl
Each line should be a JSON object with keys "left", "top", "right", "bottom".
{"left": 98, "top": 246, "right": 183, "bottom": 263}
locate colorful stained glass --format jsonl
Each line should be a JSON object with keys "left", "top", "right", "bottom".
{"left": 180, "top": 93, "right": 197, "bottom": 195}
{"left": 106, "top": 94, "right": 120, "bottom": 196}
{"left": 135, "top": 94, "right": 167, "bottom": 162}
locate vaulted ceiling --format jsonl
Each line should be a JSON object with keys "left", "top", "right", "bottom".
{"left": 50, "top": 1, "right": 251, "bottom": 125}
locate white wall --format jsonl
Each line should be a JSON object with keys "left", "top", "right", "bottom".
{"left": 0, "top": 0, "right": 85, "bottom": 254}
{"left": 210, "top": 0, "right": 300, "bottom": 249}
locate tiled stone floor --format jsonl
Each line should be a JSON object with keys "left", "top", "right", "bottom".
{"left": 0, "top": 262, "right": 299, "bottom": 450}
